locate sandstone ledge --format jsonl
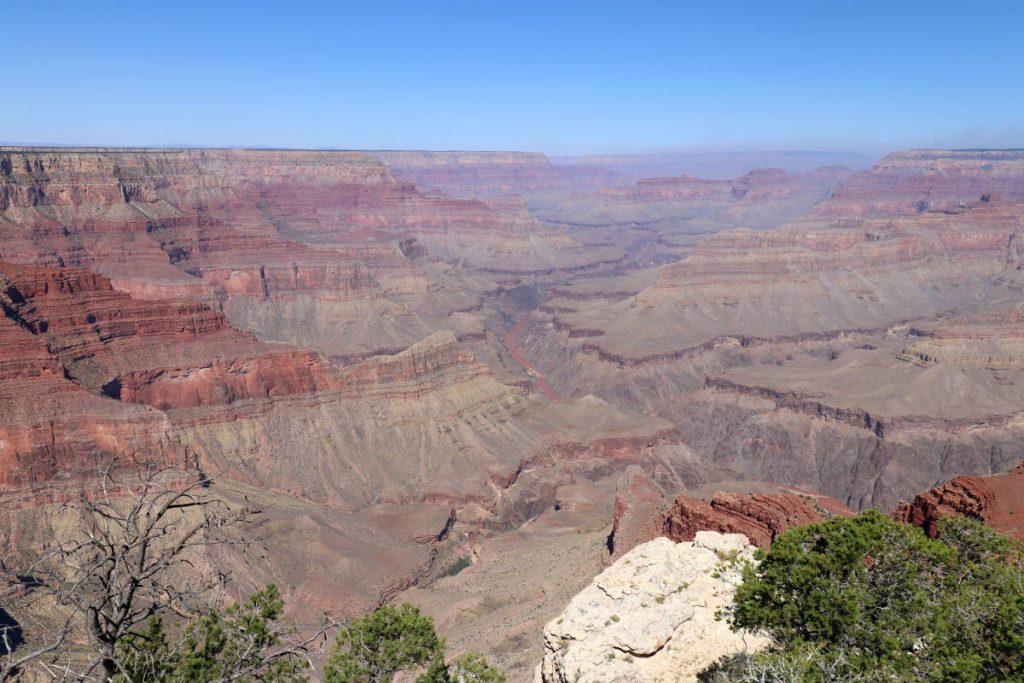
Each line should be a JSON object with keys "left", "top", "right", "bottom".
{"left": 536, "top": 533, "right": 767, "bottom": 683}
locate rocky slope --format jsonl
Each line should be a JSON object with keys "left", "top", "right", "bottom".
{"left": 536, "top": 533, "right": 767, "bottom": 683}
{"left": 661, "top": 491, "right": 851, "bottom": 548}
{"left": 7, "top": 144, "right": 1024, "bottom": 673}
{"left": 0, "top": 259, "right": 683, "bottom": 617}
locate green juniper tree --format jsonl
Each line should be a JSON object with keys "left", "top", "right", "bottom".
{"left": 325, "top": 603, "right": 446, "bottom": 683}
{"left": 708, "top": 510, "right": 1024, "bottom": 683}
{"left": 325, "top": 603, "right": 505, "bottom": 683}
{"left": 117, "top": 585, "right": 310, "bottom": 683}
{"left": 449, "top": 652, "right": 507, "bottom": 683}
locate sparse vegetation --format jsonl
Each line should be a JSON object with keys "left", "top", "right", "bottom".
{"left": 715, "top": 548, "right": 740, "bottom": 563}
{"left": 440, "top": 556, "right": 473, "bottom": 578}
{"left": 448, "top": 652, "right": 506, "bottom": 682}
{"left": 116, "top": 585, "right": 309, "bottom": 682}
{"left": 3, "top": 455, "right": 327, "bottom": 681}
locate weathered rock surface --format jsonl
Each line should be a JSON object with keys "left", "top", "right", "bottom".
{"left": 536, "top": 533, "right": 768, "bottom": 683}
{"left": 607, "top": 466, "right": 668, "bottom": 557}
{"left": 607, "top": 465, "right": 851, "bottom": 553}
{"left": 553, "top": 198, "right": 1023, "bottom": 361}
{"left": 895, "top": 461, "right": 1024, "bottom": 540}
{"left": 663, "top": 491, "right": 851, "bottom": 548}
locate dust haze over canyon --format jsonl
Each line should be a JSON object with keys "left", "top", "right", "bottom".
{"left": 2, "top": 144, "right": 1024, "bottom": 679}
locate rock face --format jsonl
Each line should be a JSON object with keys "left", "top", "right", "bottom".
{"left": 607, "top": 467, "right": 668, "bottom": 557}
{"left": 895, "top": 461, "right": 1024, "bottom": 540}
{"left": 553, "top": 197, "right": 1022, "bottom": 362}
{"left": 607, "top": 468, "right": 851, "bottom": 553}
{"left": 663, "top": 492, "right": 851, "bottom": 548}
{"left": 536, "top": 534, "right": 768, "bottom": 683}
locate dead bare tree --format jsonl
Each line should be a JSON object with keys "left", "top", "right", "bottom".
{"left": 37, "top": 454, "right": 252, "bottom": 680}
{"left": 0, "top": 449, "right": 336, "bottom": 682}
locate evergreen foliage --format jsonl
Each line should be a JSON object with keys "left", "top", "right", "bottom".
{"left": 324, "top": 603, "right": 504, "bottom": 683}
{"left": 449, "top": 652, "right": 508, "bottom": 682}
{"left": 116, "top": 584, "right": 307, "bottom": 682}
{"left": 325, "top": 603, "right": 446, "bottom": 683}
{"left": 712, "top": 511, "right": 1024, "bottom": 682}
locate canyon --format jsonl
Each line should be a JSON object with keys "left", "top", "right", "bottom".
{"left": 3, "top": 145, "right": 1024, "bottom": 680}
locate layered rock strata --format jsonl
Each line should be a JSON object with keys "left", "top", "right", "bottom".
{"left": 820, "top": 149, "right": 1024, "bottom": 216}
{"left": 662, "top": 491, "right": 851, "bottom": 548}
{"left": 895, "top": 461, "right": 1024, "bottom": 540}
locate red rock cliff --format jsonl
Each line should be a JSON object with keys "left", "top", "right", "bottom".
{"left": 895, "top": 462, "right": 1024, "bottom": 540}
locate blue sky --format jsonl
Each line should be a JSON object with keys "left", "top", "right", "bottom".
{"left": 6, "top": 1, "right": 1023, "bottom": 154}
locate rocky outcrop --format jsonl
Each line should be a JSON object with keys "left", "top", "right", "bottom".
{"left": 330, "top": 331, "right": 486, "bottom": 399}
{"left": 607, "top": 467, "right": 668, "bottom": 557}
{"left": 536, "top": 534, "right": 768, "bottom": 683}
{"left": 663, "top": 492, "right": 851, "bottom": 548}
{"left": 895, "top": 461, "right": 1024, "bottom": 539}
{"left": 0, "top": 261, "right": 342, "bottom": 409}
{"left": 607, "top": 469, "right": 851, "bottom": 553}
{"left": 900, "top": 310, "right": 1024, "bottom": 369}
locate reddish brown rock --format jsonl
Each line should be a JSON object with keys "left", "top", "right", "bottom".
{"left": 663, "top": 491, "right": 852, "bottom": 548}
{"left": 0, "top": 261, "right": 343, "bottom": 409}
{"left": 895, "top": 462, "right": 1024, "bottom": 540}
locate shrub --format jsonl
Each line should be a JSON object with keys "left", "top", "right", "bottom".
{"left": 116, "top": 584, "right": 307, "bottom": 682}
{"left": 449, "top": 652, "right": 507, "bottom": 682}
{"left": 717, "top": 511, "right": 1024, "bottom": 682}
{"left": 325, "top": 603, "right": 445, "bottom": 683}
